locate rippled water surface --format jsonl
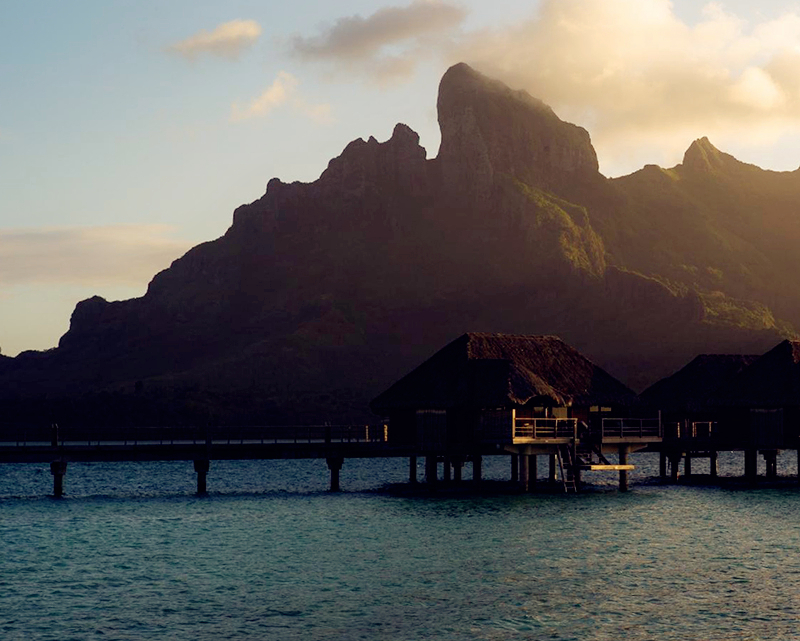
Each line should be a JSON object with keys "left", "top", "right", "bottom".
{"left": 2, "top": 453, "right": 800, "bottom": 640}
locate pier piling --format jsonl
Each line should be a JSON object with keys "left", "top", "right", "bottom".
{"left": 452, "top": 457, "right": 463, "bottom": 483}
{"left": 472, "top": 454, "right": 482, "bottom": 486}
{"left": 744, "top": 449, "right": 758, "bottom": 483}
{"left": 326, "top": 456, "right": 344, "bottom": 492}
{"left": 425, "top": 455, "right": 437, "bottom": 486}
{"left": 669, "top": 453, "right": 681, "bottom": 482}
{"left": 519, "top": 453, "right": 529, "bottom": 491}
{"left": 50, "top": 461, "right": 67, "bottom": 498}
{"left": 618, "top": 447, "right": 629, "bottom": 492}
{"left": 763, "top": 450, "right": 778, "bottom": 479}
{"left": 193, "top": 459, "right": 210, "bottom": 495}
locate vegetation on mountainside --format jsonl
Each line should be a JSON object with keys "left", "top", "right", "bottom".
{"left": 601, "top": 139, "right": 800, "bottom": 336}
{"left": 511, "top": 179, "right": 605, "bottom": 276}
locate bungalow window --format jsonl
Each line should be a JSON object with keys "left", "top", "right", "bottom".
{"left": 516, "top": 407, "right": 548, "bottom": 420}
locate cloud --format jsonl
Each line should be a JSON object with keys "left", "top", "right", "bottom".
{"left": 290, "top": 0, "right": 466, "bottom": 83}
{"left": 168, "top": 19, "right": 262, "bottom": 60}
{"left": 451, "top": 0, "right": 800, "bottom": 174}
{"left": 230, "top": 72, "right": 332, "bottom": 124}
{"left": 231, "top": 72, "right": 298, "bottom": 122}
{"left": 0, "top": 225, "right": 191, "bottom": 287}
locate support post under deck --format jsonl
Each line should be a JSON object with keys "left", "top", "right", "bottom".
{"left": 669, "top": 453, "right": 681, "bottom": 482}
{"left": 744, "top": 449, "right": 758, "bottom": 483}
{"left": 659, "top": 452, "right": 667, "bottom": 479}
{"left": 618, "top": 446, "right": 629, "bottom": 492}
{"left": 472, "top": 454, "right": 482, "bottom": 486}
{"left": 452, "top": 457, "right": 463, "bottom": 483}
{"left": 326, "top": 456, "right": 344, "bottom": 492}
{"left": 50, "top": 461, "right": 67, "bottom": 498}
{"left": 510, "top": 454, "right": 519, "bottom": 483}
{"left": 519, "top": 452, "right": 529, "bottom": 491}
{"left": 549, "top": 454, "right": 557, "bottom": 483}
{"left": 763, "top": 450, "right": 778, "bottom": 479}
{"left": 193, "top": 459, "right": 210, "bottom": 495}
{"left": 425, "top": 455, "right": 438, "bottom": 486}
{"left": 409, "top": 455, "right": 417, "bottom": 484}
{"left": 528, "top": 454, "right": 537, "bottom": 489}
{"left": 684, "top": 455, "right": 692, "bottom": 477}
{"left": 710, "top": 451, "right": 718, "bottom": 477}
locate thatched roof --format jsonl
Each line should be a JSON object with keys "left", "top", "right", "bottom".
{"left": 370, "top": 333, "right": 637, "bottom": 414}
{"left": 640, "top": 354, "right": 758, "bottom": 413}
{"left": 711, "top": 340, "right": 800, "bottom": 408}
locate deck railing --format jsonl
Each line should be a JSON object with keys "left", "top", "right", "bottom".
{"left": 0, "top": 424, "right": 388, "bottom": 448}
{"left": 513, "top": 418, "right": 577, "bottom": 440}
{"left": 664, "top": 421, "right": 716, "bottom": 440}
{"left": 601, "top": 418, "right": 661, "bottom": 439}
{"left": 689, "top": 421, "right": 715, "bottom": 439}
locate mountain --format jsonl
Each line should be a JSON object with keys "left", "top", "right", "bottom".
{"left": 0, "top": 63, "right": 794, "bottom": 426}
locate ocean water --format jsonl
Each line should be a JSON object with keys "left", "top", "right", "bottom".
{"left": 1, "top": 452, "right": 800, "bottom": 640}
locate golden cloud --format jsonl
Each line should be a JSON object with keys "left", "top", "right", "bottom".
{"left": 230, "top": 72, "right": 332, "bottom": 124}
{"left": 290, "top": 1, "right": 466, "bottom": 84}
{"left": 168, "top": 19, "right": 262, "bottom": 60}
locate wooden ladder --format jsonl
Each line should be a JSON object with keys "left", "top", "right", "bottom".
{"left": 556, "top": 444, "right": 577, "bottom": 493}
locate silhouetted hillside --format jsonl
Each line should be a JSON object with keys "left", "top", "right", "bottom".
{"left": 0, "top": 63, "right": 793, "bottom": 426}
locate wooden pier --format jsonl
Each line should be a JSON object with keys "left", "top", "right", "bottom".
{"left": 5, "top": 420, "right": 799, "bottom": 497}
{"left": 0, "top": 420, "right": 657, "bottom": 497}
{"left": 0, "top": 424, "right": 406, "bottom": 497}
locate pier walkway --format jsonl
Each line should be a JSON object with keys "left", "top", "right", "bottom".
{"left": 0, "top": 425, "right": 406, "bottom": 496}
{"left": 0, "top": 419, "right": 662, "bottom": 497}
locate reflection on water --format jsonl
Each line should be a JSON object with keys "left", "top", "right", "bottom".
{"left": 1, "top": 453, "right": 799, "bottom": 640}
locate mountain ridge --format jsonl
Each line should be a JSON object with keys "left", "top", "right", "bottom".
{"left": 1, "top": 62, "right": 796, "bottom": 425}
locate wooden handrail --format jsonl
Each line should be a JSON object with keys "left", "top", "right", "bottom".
{"left": 0, "top": 424, "right": 389, "bottom": 448}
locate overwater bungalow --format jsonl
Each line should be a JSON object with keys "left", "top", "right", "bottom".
{"left": 370, "top": 333, "right": 660, "bottom": 491}
{"left": 641, "top": 354, "right": 757, "bottom": 477}
{"left": 643, "top": 340, "right": 800, "bottom": 481}
{"left": 709, "top": 339, "right": 800, "bottom": 478}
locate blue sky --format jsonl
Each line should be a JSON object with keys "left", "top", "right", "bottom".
{"left": 2, "top": 0, "right": 800, "bottom": 355}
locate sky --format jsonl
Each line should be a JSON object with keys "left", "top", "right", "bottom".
{"left": 2, "top": 0, "right": 800, "bottom": 356}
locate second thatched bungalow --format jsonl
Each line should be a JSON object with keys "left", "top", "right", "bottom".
{"left": 641, "top": 353, "right": 757, "bottom": 478}
{"left": 709, "top": 339, "right": 800, "bottom": 479}
{"left": 370, "top": 333, "right": 660, "bottom": 492}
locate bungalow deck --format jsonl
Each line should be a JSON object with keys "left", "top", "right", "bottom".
{"left": 500, "top": 415, "right": 660, "bottom": 492}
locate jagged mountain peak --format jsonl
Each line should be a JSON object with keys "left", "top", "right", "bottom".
{"left": 682, "top": 136, "right": 728, "bottom": 173}
{"left": 319, "top": 121, "right": 427, "bottom": 186}
{"left": 436, "top": 62, "right": 599, "bottom": 197}
{"left": 678, "top": 137, "right": 770, "bottom": 179}
{"left": 438, "top": 63, "right": 555, "bottom": 117}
